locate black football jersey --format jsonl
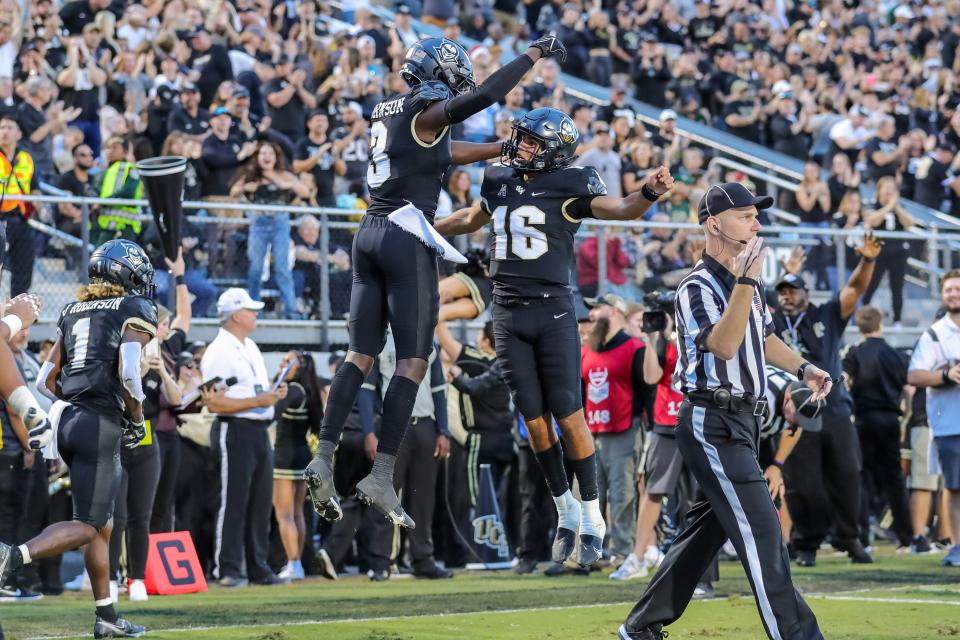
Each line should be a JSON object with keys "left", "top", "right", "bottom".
{"left": 57, "top": 295, "right": 158, "bottom": 418}
{"left": 480, "top": 164, "right": 607, "bottom": 299}
{"left": 365, "top": 81, "right": 454, "bottom": 221}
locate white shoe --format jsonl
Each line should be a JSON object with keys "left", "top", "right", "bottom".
{"left": 644, "top": 544, "right": 665, "bottom": 568}
{"left": 128, "top": 579, "right": 148, "bottom": 602}
{"left": 109, "top": 580, "right": 119, "bottom": 604}
{"left": 64, "top": 569, "right": 91, "bottom": 592}
{"left": 609, "top": 553, "right": 648, "bottom": 581}
{"left": 277, "top": 564, "right": 292, "bottom": 580}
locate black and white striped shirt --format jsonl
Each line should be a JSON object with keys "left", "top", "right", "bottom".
{"left": 759, "top": 366, "right": 797, "bottom": 438}
{"left": 673, "top": 255, "right": 776, "bottom": 398}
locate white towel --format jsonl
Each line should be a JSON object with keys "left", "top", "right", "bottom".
{"left": 42, "top": 400, "right": 71, "bottom": 461}
{"left": 387, "top": 203, "right": 468, "bottom": 264}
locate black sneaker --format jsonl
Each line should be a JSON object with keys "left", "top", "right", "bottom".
{"left": 216, "top": 576, "right": 249, "bottom": 588}
{"left": 356, "top": 474, "right": 415, "bottom": 529}
{"left": 514, "top": 558, "right": 538, "bottom": 575}
{"left": 414, "top": 565, "right": 454, "bottom": 579}
{"left": 912, "top": 535, "right": 932, "bottom": 554}
{"left": 845, "top": 540, "right": 873, "bottom": 564}
{"left": 544, "top": 562, "right": 589, "bottom": 577}
{"left": 617, "top": 623, "right": 668, "bottom": 639}
{"left": 15, "top": 586, "right": 43, "bottom": 601}
{"left": 692, "top": 582, "right": 716, "bottom": 600}
{"left": 93, "top": 616, "right": 145, "bottom": 638}
{"left": 796, "top": 550, "right": 816, "bottom": 567}
{"left": 304, "top": 457, "right": 343, "bottom": 522}
{"left": 368, "top": 568, "right": 390, "bottom": 582}
{"left": 252, "top": 573, "right": 289, "bottom": 586}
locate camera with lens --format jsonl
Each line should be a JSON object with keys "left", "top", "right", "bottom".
{"left": 642, "top": 289, "right": 676, "bottom": 333}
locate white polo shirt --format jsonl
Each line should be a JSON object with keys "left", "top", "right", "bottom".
{"left": 909, "top": 315, "right": 960, "bottom": 438}
{"left": 200, "top": 328, "right": 274, "bottom": 421}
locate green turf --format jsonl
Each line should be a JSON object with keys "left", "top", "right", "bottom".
{"left": 2, "top": 547, "right": 958, "bottom": 639}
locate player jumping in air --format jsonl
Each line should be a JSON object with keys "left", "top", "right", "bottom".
{"left": 435, "top": 108, "right": 673, "bottom": 565}
{"left": 0, "top": 239, "right": 158, "bottom": 638}
{"left": 304, "top": 35, "right": 567, "bottom": 529}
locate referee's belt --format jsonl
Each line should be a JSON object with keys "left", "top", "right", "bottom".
{"left": 686, "top": 389, "right": 768, "bottom": 418}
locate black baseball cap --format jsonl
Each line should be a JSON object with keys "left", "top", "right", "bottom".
{"left": 785, "top": 381, "right": 823, "bottom": 432}
{"left": 775, "top": 273, "right": 808, "bottom": 292}
{"left": 697, "top": 182, "right": 773, "bottom": 224}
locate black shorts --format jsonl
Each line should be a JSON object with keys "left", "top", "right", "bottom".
{"left": 273, "top": 435, "right": 311, "bottom": 480}
{"left": 492, "top": 295, "right": 582, "bottom": 422}
{"left": 349, "top": 215, "right": 439, "bottom": 361}
{"left": 57, "top": 404, "right": 122, "bottom": 531}
{"left": 451, "top": 272, "right": 493, "bottom": 316}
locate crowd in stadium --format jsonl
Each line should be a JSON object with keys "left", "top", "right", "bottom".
{"left": 1, "top": 0, "right": 960, "bottom": 615}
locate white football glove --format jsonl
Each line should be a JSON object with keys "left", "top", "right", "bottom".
{"left": 25, "top": 407, "right": 53, "bottom": 450}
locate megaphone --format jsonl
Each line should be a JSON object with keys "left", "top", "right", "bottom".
{"left": 135, "top": 156, "right": 187, "bottom": 260}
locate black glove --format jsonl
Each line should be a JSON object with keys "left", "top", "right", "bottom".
{"left": 121, "top": 417, "right": 146, "bottom": 449}
{"left": 529, "top": 34, "right": 566, "bottom": 63}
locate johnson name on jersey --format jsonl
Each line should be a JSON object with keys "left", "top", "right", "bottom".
{"left": 365, "top": 80, "right": 454, "bottom": 221}
{"left": 480, "top": 163, "right": 607, "bottom": 299}
{"left": 57, "top": 295, "right": 158, "bottom": 417}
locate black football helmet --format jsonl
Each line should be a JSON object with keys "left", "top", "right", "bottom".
{"left": 88, "top": 239, "right": 156, "bottom": 297}
{"left": 399, "top": 38, "right": 476, "bottom": 96}
{"left": 502, "top": 107, "right": 580, "bottom": 172}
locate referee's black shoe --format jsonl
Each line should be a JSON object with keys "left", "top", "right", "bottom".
{"left": 618, "top": 624, "right": 668, "bottom": 639}
{"left": 304, "top": 457, "right": 343, "bottom": 522}
{"left": 94, "top": 616, "right": 145, "bottom": 638}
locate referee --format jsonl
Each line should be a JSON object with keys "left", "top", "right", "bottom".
{"left": 619, "top": 183, "right": 831, "bottom": 640}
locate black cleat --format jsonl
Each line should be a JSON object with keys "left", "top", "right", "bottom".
{"left": 618, "top": 624, "right": 668, "bottom": 639}
{"left": 845, "top": 540, "right": 873, "bottom": 564}
{"left": 796, "top": 550, "right": 816, "bottom": 567}
{"left": 355, "top": 475, "right": 415, "bottom": 529}
{"left": 577, "top": 534, "right": 603, "bottom": 567}
{"left": 94, "top": 616, "right": 145, "bottom": 638}
{"left": 304, "top": 457, "right": 343, "bottom": 522}
{"left": 514, "top": 558, "right": 538, "bottom": 575}
{"left": 551, "top": 527, "right": 577, "bottom": 563}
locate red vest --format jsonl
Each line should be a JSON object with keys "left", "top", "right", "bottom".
{"left": 653, "top": 341, "right": 683, "bottom": 427}
{"left": 581, "top": 337, "right": 643, "bottom": 435}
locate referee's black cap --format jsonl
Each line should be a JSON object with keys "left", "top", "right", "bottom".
{"left": 775, "top": 272, "right": 808, "bottom": 292}
{"left": 697, "top": 182, "right": 773, "bottom": 224}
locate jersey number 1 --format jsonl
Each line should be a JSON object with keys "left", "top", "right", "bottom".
{"left": 492, "top": 205, "right": 548, "bottom": 260}
{"left": 71, "top": 317, "right": 91, "bottom": 369}
{"left": 367, "top": 121, "right": 391, "bottom": 188}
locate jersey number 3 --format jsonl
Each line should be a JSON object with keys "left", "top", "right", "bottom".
{"left": 492, "top": 205, "right": 548, "bottom": 260}
{"left": 367, "top": 121, "right": 391, "bottom": 188}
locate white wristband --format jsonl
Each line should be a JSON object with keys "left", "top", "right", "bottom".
{"left": 2, "top": 315, "right": 23, "bottom": 338}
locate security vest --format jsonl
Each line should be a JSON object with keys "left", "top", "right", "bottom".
{"left": 581, "top": 333, "right": 643, "bottom": 435}
{"left": 0, "top": 149, "right": 34, "bottom": 217}
{"left": 98, "top": 161, "right": 143, "bottom": 233}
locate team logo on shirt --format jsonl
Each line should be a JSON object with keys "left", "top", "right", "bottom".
{"left": 587, "top": 368, "right": 610, "bottom": 404}
{"left": 515, "top": 184, "right": 525, "bottom": 194}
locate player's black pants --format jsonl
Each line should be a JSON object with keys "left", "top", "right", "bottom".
{"left": 58, "top": 405, "right": 122, "bottom": 530}
{"left": 625, "top": 403, "right": 822, "bottom": 640}
{"left": 856, "top": 409, "right": 912, "bottom": 547}
{"left": 783, "top": 414, "right": 862, "bottom": 552}
{"left": 516, "top": 444, "right": 557, "bottom": 563}
{"left": 369, "top": 418, "right": 441, "bottom": 573}
{"left": 150, "top": 429, "right": 181, "bottom": 533}
{"left": 212, "top": 417, "right": 274, "bottom": 581}
{"left": 110, "top": 441, "right": 161, "bottom": 580}
{"left": 0, "top": 451, "right": 30, "bottom": 565}
{"left": 323, "top": 428, "right": 387, "bottom": 572}
{"left": 348, "top": 215, "right": 439, "bottom": 361}
{"left": 492, "top": 295, "right": 582, "bottom": 421}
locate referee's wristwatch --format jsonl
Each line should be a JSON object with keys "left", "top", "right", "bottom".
{"left": 797, "top": 361, "right": 811, "bottom": 380}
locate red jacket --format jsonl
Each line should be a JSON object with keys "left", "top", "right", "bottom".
{"left": 582, "top": 333, "right": 644, "bottom": 434}
{"left": 577, "top": 235, "right": 629, "bottom": 287}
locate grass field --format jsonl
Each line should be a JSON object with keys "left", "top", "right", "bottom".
{"left": 2, "top": 546, "right": 959, "bottom": 639}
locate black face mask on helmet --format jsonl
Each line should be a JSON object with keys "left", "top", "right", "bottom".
{"left": 501, "top": 107, "right": 580, "bottom": 172}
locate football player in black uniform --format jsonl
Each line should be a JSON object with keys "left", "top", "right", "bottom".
{"left": 435, "top": 108, "right": 673, "bottom": 565}
{"left": 0, "top": 239, "right": 157, "bottom": 639}
{"left": 305, "top": 35, "right": 568, "bottom": 529}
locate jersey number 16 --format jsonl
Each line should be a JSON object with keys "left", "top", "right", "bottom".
{"left": 492, "top": 205, "right": 548, "bottom": 260}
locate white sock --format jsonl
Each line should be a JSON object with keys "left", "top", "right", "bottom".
{"left": 18, "top": 544, "right": 31, "bottom": 565}
{"left": 554, "top": 490, "right": 581, "bottom": 531}
{"left": 95, "top": 597, "right": 113, "bottom": 607}
{"left": 579, "top": 498, "right": 605, "bottom": 538}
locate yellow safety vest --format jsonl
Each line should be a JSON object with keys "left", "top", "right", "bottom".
{"left": 98, "top": 162, "right": 143, "bottom": 233}
{"left": 0, "top": 150, "right": 34, "bottom": 216}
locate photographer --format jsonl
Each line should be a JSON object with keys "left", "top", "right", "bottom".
{"left": 582, "top": 294, "right": 652, "bottom": 563}
{"left": 612, "top": 289, "right": 684, "bottom": 581}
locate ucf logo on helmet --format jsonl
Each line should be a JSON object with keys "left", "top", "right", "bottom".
{"left": 436, "top": 40, "right": 459, "bottom": 62}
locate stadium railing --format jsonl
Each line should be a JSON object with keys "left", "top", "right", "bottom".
{"left": 12, "top": 190, "right": 958, "bottom": 348}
